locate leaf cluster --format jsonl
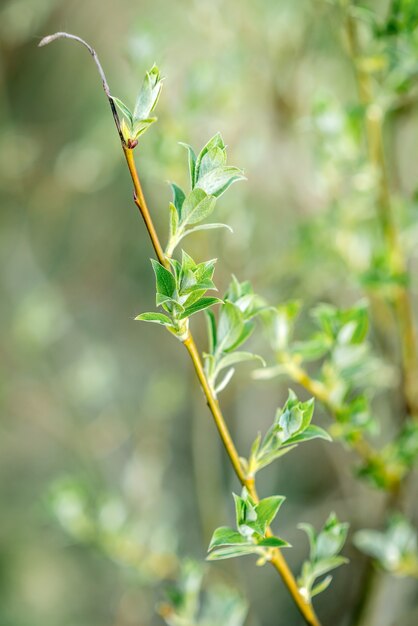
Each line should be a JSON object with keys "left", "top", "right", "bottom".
{"left": 204, "top": 276, "right": 266, "bottom": 395}
{"left": 354, "top": 515, "right": 418, "bottom": 577}
{"left": 245, "top": 390, "right": 331, "bottom": 476}
{"left": 297, "top": 513, "right": 349, "bottom": 601}
{"left": 112, "top": 64, "right": 163, "bottom": 146}
{"left": 165, "top": 133, "right": 244, "bottom": 256}
{"left": 207, "top": 488, "right": 289, "bottom": 563}
{"left": 260, "top": 301, "right": 385, "bottom": 441}
{"left": 358, "top": 420, "right": 418, "bottom": 489}
{"left": 136, "top": 251, "right": 221, "bottom": 340}
{"left": 158, "top": 560, "right": 248, "bottom": 626}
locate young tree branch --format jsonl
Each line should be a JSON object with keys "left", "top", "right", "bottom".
{"left": 39, "top": 32, "right": 322, "bottom": 626}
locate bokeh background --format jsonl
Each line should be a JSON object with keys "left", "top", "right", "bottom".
{"left": 1, "top": 0, "right": 418, "bottom": 625}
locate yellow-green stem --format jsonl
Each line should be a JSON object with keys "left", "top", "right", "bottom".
{"left": 123, "top": 147, "right": 167, "bottom": 266}
{"left": 183, "top": 335, "right": 321, "bottom": 626}
{"left": 123, "top": 146, "right": 321, "bottom": 626}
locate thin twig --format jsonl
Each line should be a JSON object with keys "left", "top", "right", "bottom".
{"left": 279, "top": 356, "right": 399, "bottom": 489}
{"left": 39, "top": 32, "right": 125, "bottom": 145}
{"left": 342, "top": 8, "right": 418, "bottom": 625}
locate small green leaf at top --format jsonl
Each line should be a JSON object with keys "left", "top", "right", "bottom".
{"left": 133, "top": 64, "right": 163, "bottom": 121}
{"left": 111, "top": 64, "right": 163, "bottom": 146}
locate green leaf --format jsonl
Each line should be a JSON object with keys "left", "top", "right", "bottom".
{"left": 297, "top": 513, "right": 349, "bottom": 600}
{"left": 208, "top": 527, "right": 248, "bottom": 550}
{"left": 255, "top": 445, "right": 297, "bottom": 470}
{"left": 264, "top": 301, "right": 301, "bottom": 351}
{"left": 179, "top": 142, "right": 197, "bottom": 187}
{"left": 133, "top": 64, "right": 162, "bottom": 121}
{"left": 132, "top": 117, "right": 157, "bottom": 139}
{"left": 291, "top": 336, "right": 331, "bottom": 361}
{"left": 276, "top": 393, "right": 315, "bottom": 442}
{"left": 182, "top": 289, "right": 215, "bottom": 309}
{"left": 111, "top": 96, "right": 133, "bottom": 126}
{"left": 151, "top": 259, "right": 176, "bottom": 298}
{"left": 216, "top": 351, "right": 266, "bottom": 373}
{"left": 255, "top": 496, "right": 286, "bottom": 532}
{"left": 233, "top": 491, "right": 257, "bottom": 529}
{"left": 279, "top": 405, "right": 303, "bottom": 441}
{"left": 197, "top": 166, "right": 245, "bottom": 198}
{"left": 299, "top": 398, "right": 315, "bottom": 431}
{"left": 198, "top": 146, "right": 227, "bottom": 179}
{"left": 207, "top": 545, "right": 259, "bottom": 560}
{"left": 135, "top": 312, "right": 172, "bottom": 326}
{"left": 214, "top": 368, "right": 235, "bottom": 394}
{"left": 168, "top": 258, "right": 182, "bottom": 282}
{"left": 180, "top": 249, "right": 196, "bottom": 273}
{"left": 225, "top": 322, "right": 255, "bottom": 353}
{"left": 316, "top": 515, "right": 349, "bottom": 560}
{"left": 354, "top": 530, "right": 387, "bottom": 562}
{"left": 298, "top": 523, "right": 317, "bottom": 560}
{"left": 177, "top": 223, "right": 233, "bottom": 245}
{"left": 179, "top": 268, "right": 198, "bottom": 293}
{"left": 195, "top": 133, "right": 225, "bottom": 181}
{"left": 181, "top": 188, "right": 216, "bottom": 226}
{"left": 170, "top": 183, "right": 185, "bottom": 216}
{"left": 311, "top": 575, "right": 333, "bottom": 597}
{"left": 311, "top": 556, "right": 349, "bottom": 579}
{"left": 156, "top": 293, "right": 184, "bottom": 311}
{"left": 252, "top": 364, "right": 287, "bottom": 380}
{"left": 178, "top": 297, "right": 222, "bottom": 319}
{"left": 217, "top": 303, "right": 244, "bottom": 353}
{"left": 249, "top": 433, "right": 261, "bottom": 462}
{"left": 257, "top": 537, "right": 291, "bottom": 548}
{"left": 181, "top": 279, "right": 216, "bottom": 296}
{"left": 168, "top": 202, "right": 179, "bottom": 241}
{"left": 205, "top": 309, "right": 217, "bottom": 353}
{"left": 285, "top": 425, "right": 332, "bottom": 445}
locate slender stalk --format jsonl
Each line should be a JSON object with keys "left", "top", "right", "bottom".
{"left": 39, "top": 32, "right": 322, "bottom": 626}
{"left": 39, "top": 32, "right": 125, "bottom": 145}
{"left": 183, "top": 335, "right": 246, "bottom": 482}
{"left": 183, "top": 336, "right": 320, "bottom": 626}
{"left": 128, "top": 162, "right": 321, "bottom": 625}
{"left": 123, "top": 148, "right": 167, "bottom": 265}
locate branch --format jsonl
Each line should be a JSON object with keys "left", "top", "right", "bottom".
{"left": 39, "top": 32, "right": 321, "bottom": 626}
{"left": 344, "top": 14, "right": 418, "bottom": 419}
{"left": 279, "top": 356, "right": 399, "bottom": 489}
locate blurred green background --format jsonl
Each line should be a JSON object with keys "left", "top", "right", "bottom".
{"left": 1, "top": 0, "right": 418, "bottom": 625}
